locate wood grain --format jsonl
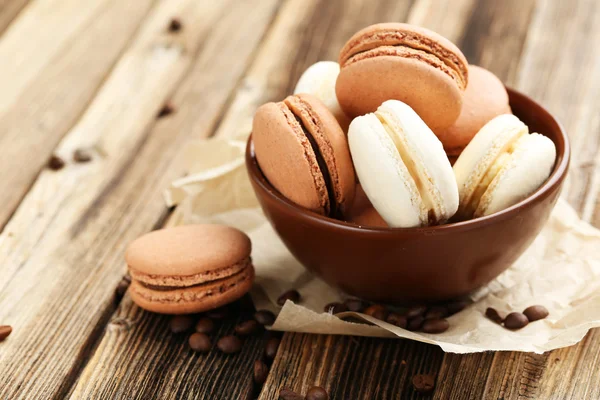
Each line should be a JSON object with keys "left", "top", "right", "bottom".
{"left": 0, "top": 0, "right": 280, "bottom": 398}
{"left": 0, "top": 0, "right": 156, "bottom": 229}
{"left": 0, "top": 0, "right": 30, "bottom": 35}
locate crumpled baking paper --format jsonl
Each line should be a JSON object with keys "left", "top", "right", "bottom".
{"left": 165, "top": 134, "right": 600, "bottom": 354}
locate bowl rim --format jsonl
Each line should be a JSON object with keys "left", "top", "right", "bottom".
{"left": 246, "top": 87, "right": 571, "bottom": 234}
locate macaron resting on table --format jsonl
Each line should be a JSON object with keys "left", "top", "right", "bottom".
{"left": 435, "top": 65, "right": 512, "bottom": 156}
{"left": 252, "top": 93, "right": 355, "bottom": 218}
{"left": 336, "top": 23, "right": 469, "bottom": 130}
{"left": 126, "top": 225, "right": 255, "bottom": 314}
{"left": 348, "top": 100, "right": 459, "bottom": 227}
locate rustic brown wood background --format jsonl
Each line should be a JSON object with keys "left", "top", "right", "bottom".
{"left": 0, "top": 0, "right": 599, "bottom": 399}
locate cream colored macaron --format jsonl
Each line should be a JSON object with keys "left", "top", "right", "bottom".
{"left": 348, "top": 100, "right": 459, "bottom": 228}
{"left": 294, "top": 61, "right": 350, "bottom": 129}
{"left": 453, "top": 114, "right": 556, "bottom": 219}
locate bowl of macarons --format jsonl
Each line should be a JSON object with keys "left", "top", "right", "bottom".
{"left": 246, "top": 23, "right": 570, "bottom": 303}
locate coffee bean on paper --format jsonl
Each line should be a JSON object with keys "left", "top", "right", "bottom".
{"left": 324, "top": 302, "right": 348, "bottom": 314}
{"left": 157, "top": 102, "right": 175, "bottom": 118}
{"left": 265, "top": 337, "right": 281, "bottom": 360}
{"left": 217, "top": 335, "right": 242, "bottom": 354}
{"left": 279, "top": 387, "right": 304, "bottom": 400}
{"left": 344, "top": 298, "right": 366, "bottom": 312}
{"left": 207, "top": 307, "right": 229, "bottom": 319}
{"left": 485, "top": 307, "right": 504, "bottom": 324}
{"left": 504, "top": 312, "right": 529, "bottom": 330}
{"left": 446, "top": 299, "right": 470, "bottom": 315}
{"left": 168, "top": 18, "right": 182, "bottom": 32}
{"left": 73, "top": 148, "right": 92, "bottom": 163}
{"left": 386, "top": 313, "right": 408, "bottom": 329}
{"left": 407, "top": 316, "right": 425, "bottom": 331}
{"left": 253, "top": 360, "right": 269, "bottom": 385}
{"left": 188, "top": 333, "right": 211, "bottom": 353}
{"left": 235, "top": 319, "right": 260, "bottom": 336}
{"left": 523, "top": 305, "right": 549, "bottom": 322}
{"left": 412, "top": 374, "right": 435, "bottom": 394}
{"left": 424, "top": 306, "right": 448, "bottom": 319}
{"left": 254, "top": 310, "right": 276, "bottom": 326}
{"left": 195, "top": 317, "right": 215, "bottom": 334}
{"left": 0, "top": 325, "right": 12, "bottom": 342}
{"left": 48, "top": 155, "right": 65, "bottom": 170}
{"left": 306, "top": 386, "right": 329, "bottom": 400}
{"left": 169, "top": 315, "right": 195, "bottom": 333}
{"left": 406, "top": 305, "right": 427, "bottom": 319}
{"left": 277, "top": 289, "right": 301, "bottom": 306}
{"left": 363, "top": 304, "right": 388, "bottom": 320}
{"left": 422, "top": 318, "right": 450, "bottom": 334}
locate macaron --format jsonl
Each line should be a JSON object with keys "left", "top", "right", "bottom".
{"left": 453, "top": 114, "right": 556, "bottom": 219}
{"left": 293, "top": 61, "right": 350, "bottom": 130}
{"left": 348, "top": 100, "right": 459, "bottom": 228}
{"left": 435, "top": 65, "right": 512, "bottom": 156}
{"left": 253, "top": 93, "right": 356, "bottom": 218}
{"left": 346, "top": 184, "right": 388, "bottom": 228}
{"left": 126, "top": 224, "right": 254, "bottom": 314}
{"left": 336, "top": 23, "right": 469, "bottom": 130}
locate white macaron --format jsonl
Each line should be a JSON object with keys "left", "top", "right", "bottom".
{"left": 453, "top": 114, "right": 556, "bottom": 219}
{"left": 348, "top": 100, "right": 459, "bottom": 228}
{"left": 294, "top": 61, "right": 349, "bottom": 129}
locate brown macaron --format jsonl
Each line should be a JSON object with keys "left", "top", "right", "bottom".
{"left": 336, "top": 23, "right": 468, "bottom": 130}
{"left": 435, "top": 65, "right": 512, "bottom": 156}
{"left": 252, "top": 93, "right": 355, "bottom": 218}
{"left": 126, "top": 225, "right": 254, "bottom": 314}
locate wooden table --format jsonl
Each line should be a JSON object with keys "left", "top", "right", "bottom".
{"left": 1, "top": 0, "right": 599, "bottom": 398}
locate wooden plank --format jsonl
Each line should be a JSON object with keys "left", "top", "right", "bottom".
{"left": 0, "top": 0, "right": 156, "bottom": 229}
{"left": 0, "top": 0, "right": 281, "bottom": 398}
{"left": 0, "top": 0, "right": 31, "bottom": 35}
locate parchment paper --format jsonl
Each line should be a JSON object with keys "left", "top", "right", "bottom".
{"left": 165, "top": 134, "right": 600, "bottom": 354}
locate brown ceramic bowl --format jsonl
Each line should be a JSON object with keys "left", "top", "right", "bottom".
{"left": 246, "top": 88, "right": 570, "bottom": 303}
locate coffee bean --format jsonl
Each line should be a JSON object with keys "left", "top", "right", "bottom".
{"left": 424, "top": 306, "right": 448, "bottom": 320}
{"left": 277, "top": 289, "right": 301, "bottom": 306}
{"left": 412, "top": 374, "right": 435, "bottom": 394}
{"left": 0, "top": 325, "right": 12, "bottom": 341}
{"left": 407, "top": 316, "right": 425, "bottom": 331}
{"left": 363, "top": 304, "right": 388, "bottom": 320}
{"left": 48, "top": 155, "right": 65, "bottom": 170}
{"left": 523, "top": 305, "right": 549, "bottom": 322}
{"left": 168, "top": 17, "right": 182, "bottom": 32}
{"left": 306, "top": 386, "right": 329, "bottom": 400}
{"left": 115, "top": 278, "right": 130, "bottom": 298}
{"left": 157, "top": 102, "right": 175, "bottom": 118}
{"left": 254, "top": 310, "right": 276, "bottom": 326}
{"left": 207, "top": 307, "right": 229, "bottom": 319}
{"left": 446, "top": 300, "right": 470, "bottom": 315}
{"left": 344, "top": 298, "right": 366, "bottom": 312}
{"left": 406, "top": 305, "right": 427, "bottom": 319}
{"left": 253, "top": 359, "right": 269, "bottom": 385}
{"left": 235, "top": 319, "right": 260, "bottom": 336}
{"left": 324, "top": 302, "right": 348, "bottom": 314}
{"left": 195, "top": 317, "right": 215, "bottom": 334}
{"left": 169, "top": 315, "right": 195, "bottom": 333}
{"left": 422, "top": 318, "right": 450, "bottom": 334}
{"left": 264, "top": 337, "right": 281, "bottom": 360}
{"left": 386, "top": 313, "right": 408, "bottom": 329}
{"left": 485, "top": 307, "right": 504, "bottom": 324}
{"left": 73, "top": 148, "right": 92, "bottom": 163}
{"left": 504, "top": 312, "right": 529, "bottom": 330}
{"left": 279, "top": 387, "right": 304, "bottom": 400}
{"left": 188, "top": 333, "right": 211, "bottom": 353}
{"left": 217, "top": 335, "right": 242, "bottom": 354}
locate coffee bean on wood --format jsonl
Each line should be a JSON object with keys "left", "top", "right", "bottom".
{"left": 207, "top": 307, "right": 230, "bottom": 319}
{"left": 253, "top": 360, "right": 269, "bottom": 385}
{"left": 217, "top": 335, "right": 243, "bottom": 354}
{"left": 169, "top": 315, "right": 195, "bottom": 333}
{"left": 279, "top": 387, "right": 304, "bottom": 400}
{"left": 306, "top": 386, "right": 329, "bottom": 400}
{"left": 254, "top": 310, "right": 276, "bottom": 326}
{"left": 188, "top": 333, "right": 211, "bottom": 353}
{"left": 195, "top": 317, "right": 215, "bottom": 334}
{"left": 412, "top": 374, "right": 435, "bottom": 393}
{"left": 235, "top": 319, "right": 260, "bottom": 336}
{"left": 265, "top": 337, "right": 281, "bottom": 360}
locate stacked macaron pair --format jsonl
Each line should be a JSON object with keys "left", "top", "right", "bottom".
{"left": 252, "top": 23, "right": 556, "bottom": 228}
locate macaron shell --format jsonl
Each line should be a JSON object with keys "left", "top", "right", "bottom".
{"left": 125, "top": 225, "right": 251, "bottom": 279}
{"left": 285, "top": 93, "right": 356, "bottom": 214}
{"left": 129, "top": 265, "right": 255, "bottom": 315}
{"left": 477, "top": 133, "right": 556, "bottom": 216}
{"left": 336, "top": 56, "right": 463, "bottom": 130}
{"left": 377, "top": 100, "right": 459, "bottom": 221}
{"left": 293, "top": 61, "right": 350, "bottom": 130}
{"left": 348, "top": 113, "right": 424, "bottom": 227}
{"left": 253, "top": 101, "right": 328, "bottom": 214}
{"left": 435, "top": 66, "right": 511, "bottom": 156}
